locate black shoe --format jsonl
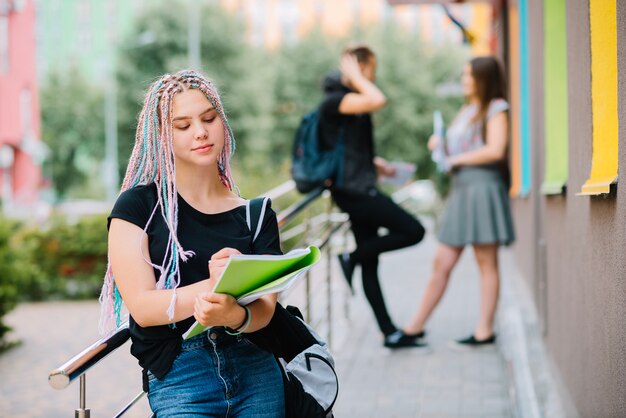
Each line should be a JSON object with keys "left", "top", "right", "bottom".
{"left": 337, "top": 252, "right": 355, "bottom": 294}
{"left": 403, "top": 329, "right": 426, "bottom": 340}
{"left": 384, "top": 330, "right": 430, "bottom": 350}
{"left": 448, "top": 334, "right": 496, "bottom": 351}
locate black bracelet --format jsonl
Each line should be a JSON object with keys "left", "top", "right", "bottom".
{"left": 226, "top": 306, "right": 249, "bottom": 333}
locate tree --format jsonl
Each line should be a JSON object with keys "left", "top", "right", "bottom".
{"left": 40, "top": 70, "right": 105, "bottom": 199}
{"left": 112, "top": 3, "right": 466, "bottom": 198}
{"left": 264, "top": 24, "right": 466, "bottom": 189}
{"left": 115, "top": 1, "right": 275, "bottom": 188}
{"left": 265, "top": 31, "right": 339, "bottom": 166}
{"left": 361, "top": 24, "right": 466, "bottom": 181}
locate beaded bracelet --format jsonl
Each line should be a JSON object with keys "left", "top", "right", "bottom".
{"left": 225, "top": 306, "right": 252, "bottom": 336}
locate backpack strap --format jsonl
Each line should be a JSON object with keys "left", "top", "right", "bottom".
{"left": 245, "top": 197, "right": 270, "bottom": 244}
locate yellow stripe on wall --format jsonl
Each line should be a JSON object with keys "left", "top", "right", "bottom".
{"left": 467, "top": 3, "right": 492, "bottom": 56}
{"left": 579, "top": 0, "right": 619, "bottom": 195}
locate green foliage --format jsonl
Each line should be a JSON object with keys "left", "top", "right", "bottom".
{"left": 40, "top": 3, "right": 468, "bottom": 201}
{"left": 115, "top": 1, "right": 273, "bottom": 178}
{"left": 19, "top": 215, "right": 109, "bottom": 300}
{"left": 0, "top": 219, "right": 38, "bottom": 351}
{"left": 265, "top": 31, "right": 340, "bottom": 166}
{"left": 0, "top": 215, "right": 108, "bottom": 347}
{"left": 262, "top": 25, "right": 465, "bottom": 194}
{"left": 40, "top": 69, "right": 106, "bottom": 200}
{"left": 365, "top": 25, "right": 465, "bottom": 194}
{"left": 20, "top": 5, "right": 471, "bottom": 330}
{"left": 362, "top": 24, "right": 465, "bottom": 182}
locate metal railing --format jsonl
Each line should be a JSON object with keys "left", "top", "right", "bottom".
{"left": 48, "top": 180, "right": 349, "bottom": 417}
{"left": 48, "top": 179, "right": 430, "bottom": 417}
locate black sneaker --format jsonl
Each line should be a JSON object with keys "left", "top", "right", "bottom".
{"left": 448, "top": 334, "right": 496, "bottom": 351}
{"left": 384, "top": 330, "right": 430, "bottom": 350}
{"left": 404, "top": 329, "right": 427, "bottom": 340}
{"left": 337, "top": 252, "right": 355, "bottom": 294}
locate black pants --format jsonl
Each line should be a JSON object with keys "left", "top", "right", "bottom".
{"left": 332, "top": 188, "right": 425, "bottom": 335}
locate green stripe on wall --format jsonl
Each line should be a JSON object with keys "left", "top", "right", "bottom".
{"left": 541, "top": 0, "right": 569, "bottom": 195}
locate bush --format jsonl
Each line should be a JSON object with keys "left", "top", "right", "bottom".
{"left": 0, "top": 219, "right": 38, "bottom": 351}
{"left": 19, "top": 215, "right": 109, "bottom": 300}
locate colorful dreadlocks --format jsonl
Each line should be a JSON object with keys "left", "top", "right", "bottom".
{"left": 98, "top": 70, "right": 237, "bottom": 336}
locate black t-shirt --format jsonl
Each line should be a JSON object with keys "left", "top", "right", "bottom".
{"left": 107, "top": 183, "right": 282, "bottom": 383}
{"left": 319, "top": 84, "right": 377, "bottom": 194}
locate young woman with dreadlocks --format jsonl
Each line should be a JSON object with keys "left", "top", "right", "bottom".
{"left": 99, "top": 70, "right": 285, "bottom": 417}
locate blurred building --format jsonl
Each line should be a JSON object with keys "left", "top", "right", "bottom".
{"left": 0, "top": 0, "right": 44, "bottom": 208}
{"left": 391, "top": 1, "right": 625, "bottom": 417}
{"left": 0, "top": 0, "right": 138, "bottom": 211}
{"left": 219, "top": 0, "right": 493, "bottom": 55}
{"left": 35, "top": 0, "right": 141, "bottom": 81}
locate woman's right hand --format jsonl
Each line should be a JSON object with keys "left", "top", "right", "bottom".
{"left": 428, "top": 134, "right": 441, "bottom": 152}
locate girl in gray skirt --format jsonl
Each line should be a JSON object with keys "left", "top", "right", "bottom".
{"left": 403, "top": 56, "right": 515, "bottom": 349}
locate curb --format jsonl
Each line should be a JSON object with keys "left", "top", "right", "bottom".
{"left": 498, "top": 249, "right": 575, "bottom": 418}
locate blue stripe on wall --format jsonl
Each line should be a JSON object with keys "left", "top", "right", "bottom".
{"left": 519, "top": 0, "right": 532, "bottom": 196}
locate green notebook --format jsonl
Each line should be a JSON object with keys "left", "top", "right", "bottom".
{"left": 182, "top": 245, "right": 321, "bottom": 339}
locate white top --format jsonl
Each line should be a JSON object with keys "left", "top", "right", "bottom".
{"left": 445, "top": 98, "right": 509, "bottom": 157}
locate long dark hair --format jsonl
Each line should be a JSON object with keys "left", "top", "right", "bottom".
{"left": 469, "top": 56, "right": 511, "bottom": 187}
{"left": 469, "top": 56, "right": 506, "bottom": 126}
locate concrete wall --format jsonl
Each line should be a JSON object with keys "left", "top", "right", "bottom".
{"left": 511, "top": 0, "right": 626, "bottom": 416}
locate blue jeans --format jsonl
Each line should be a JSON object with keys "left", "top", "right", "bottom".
{"left": 147, "top": 329, "right": 285, "bottom": 417}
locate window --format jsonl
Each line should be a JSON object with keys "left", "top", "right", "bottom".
{"left": 0, "top": 12, "right": 9, "bottom": 74}
{"left": 20, "top": 88, "right": 32, "bottom": 133}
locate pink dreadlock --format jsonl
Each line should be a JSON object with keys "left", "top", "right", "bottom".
{"left": 98, "top": 70, "right": 237, "bottom": 336}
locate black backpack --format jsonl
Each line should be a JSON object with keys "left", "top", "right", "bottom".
{"left": 291, "top": 108, "right": 345, "bottom": 194}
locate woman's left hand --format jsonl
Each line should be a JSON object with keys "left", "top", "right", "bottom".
{"left": 445, "top": 157, "right": 458, "bottom": 171}
{"left": 194, "top": 291, "right": 246, "bottom": 328}
{"left": 373, "top": 156, "right": 396, "bottom": 177}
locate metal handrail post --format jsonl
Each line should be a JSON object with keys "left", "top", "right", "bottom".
{"left": 303, "top": 207, "right": 312, "bottom": 322}
{"left": 113, "top": 391, "right": 147, "bottom": 418}
{"left": 75, "top": 374, "right": 90, "bottom": 418}
{"left": 325, "top": 191, "right": 333, "bottom": 347}
{"left": 343, "top": 223, "right": 350, "bottom": 320}
{"left": 49, "top": 179, "right": 420, "bottom": 417}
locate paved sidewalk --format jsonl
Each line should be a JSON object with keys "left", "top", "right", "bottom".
{"left": 325, "top": 225, "right": 516, "bottom": 418}
{"left": 0, "top": 221, "right": 519, "bottom": 417}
